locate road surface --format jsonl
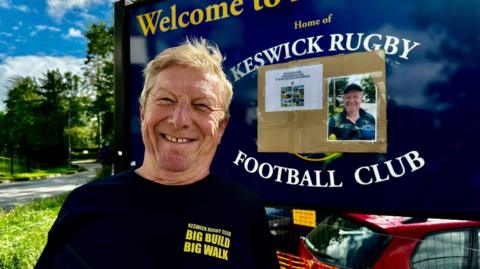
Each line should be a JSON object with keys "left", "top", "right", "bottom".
{"left": 0, "top": 162, "right": 100, "bottom": 210}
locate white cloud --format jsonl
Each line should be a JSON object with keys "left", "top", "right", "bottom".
{"left": 13, "top": 22, "right": 23, "bottom": 31}
{"left": 0, "top": 1, "right": 33, "bottom": 12}
{"left": 47, "top": 0, "right": 106, "bottom": 19}
{"left": 78, "top": 11, "right": 97, "bottom": 21}
{"left": 36, "top": 25, "right": 61, "bottom": 32}
{"left": 13, "top": 4, "right": 29, "bottom": 12}
{"left": 0, "top": 32, "right": 13, "bottom": 37}
{"left": 0, "top": 55, "right": 84, "bottom": 110}
{"left": 30, "top": 24, "right": 62, "bottom": 36}
{"left": 0, "top": 0, "right": 10, "bottom": 8}
{"left": 64, "top": 27, "right": 83, "bottom": 39}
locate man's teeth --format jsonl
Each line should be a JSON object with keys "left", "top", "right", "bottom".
{"left": 165, "top": 134, "right": 189, "bottom": 143}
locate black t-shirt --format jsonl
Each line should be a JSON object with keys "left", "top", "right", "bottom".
{"left": 36, "top": 169, "right": 279, "bottom": 269}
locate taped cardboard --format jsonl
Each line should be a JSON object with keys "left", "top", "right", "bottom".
{"left": 257, "top": 50, "right": 387, "bottom": 153}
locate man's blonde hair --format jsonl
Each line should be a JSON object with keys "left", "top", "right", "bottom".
{"left": 140, "top": 37, "right": 233, "bottom": 113}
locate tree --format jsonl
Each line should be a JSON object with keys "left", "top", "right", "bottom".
{"left": 360, "top": 76, "right": 376, "bottom": 103}
{"left": 329, "top": 77, "right": 349, "bottom": 98}
{"left": 3, "top": 70, "right": 89, "bottom": 169}
{"left": 35, "top": 69, "right": 70, "bottom": 166}
{"left": 0, "top": 111, "right": 7, "bottom": 156}
{"left": 64, "top": 72, "right": 97, "bottom": 149}
{"left": 2, "top": 23, "right": 115, "bottom": 169}
{"left": 3, "top": 76, "right": 41, "bottom": 171}
{"left": 328, "top": 77, "right": 349, "bottom": 113}
{"left": 83, "top": 22, "right": 114, "bottom": 147}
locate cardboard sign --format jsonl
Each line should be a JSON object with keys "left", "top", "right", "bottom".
{"left": 258, "top": 51, "right": 387, "bottom": 153}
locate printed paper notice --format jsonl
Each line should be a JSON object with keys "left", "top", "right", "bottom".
{"left": 292, "top": 209, "right": 316, "bottom": 228}
{"left": 264, "top": 64, "right": 323, "bottom": 112}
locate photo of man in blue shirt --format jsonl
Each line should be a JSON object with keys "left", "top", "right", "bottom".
{"left": 328, "top": 83, "right": 376, "bottom": 141}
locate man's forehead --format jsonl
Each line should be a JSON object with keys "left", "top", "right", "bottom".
{"left": 153, "top": 85, "right": 219, "bottom": 99}
{"left": 156, "top": 65, "right": 218, "bottom": 82}
{"left": 153, "top": 67, "right": 220, "bottom": 96}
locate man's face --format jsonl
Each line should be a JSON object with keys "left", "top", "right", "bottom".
{"left": 344, "top": 91, "right": 362, "bottom": 114}
{"left": 140, "top": 65, "right": 228, "bottom": 177}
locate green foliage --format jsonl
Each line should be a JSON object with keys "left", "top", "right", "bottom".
{"left": 360, "top": 76, "right": 377, "bottom": 103}
{"left": 0, "top": 22, "right": 114, "bottom": 171}
{"left": 3, "top": 77, "right": 41, "bottom": 171}
{"left": 85, "top": 23, "right": 114, "bottom": 61}
{"left": 84, "top": 23, "right": 115, "bottom": 146}
{"left": 65, "top": 126, "right": 97, "bottom": 149}
{"left": 0, "top": 194, "right": 66, "bottom": 269}
{"left": 0, "top": 156, "right": 24, "bottom": 177}
{"left": 3, "top": 72, "right": 72, "bottom": 168}
{"left": 35, "top": 70, "right": 70, "bottom": 166}
{"left": 328, "top": 78, "right": 349, "bottom": 114}
{"left": 0, "top": 112, "right": 7, "bottom": 156}
{"left": 0, "top": 69, "right": 97, "bottom": 170}
{"left": 329, "top": 77, "right": 349, "bottom": 99}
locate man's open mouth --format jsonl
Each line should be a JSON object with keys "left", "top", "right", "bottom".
{"left": 163, "top": 134, "right": 193, "bottom": 143}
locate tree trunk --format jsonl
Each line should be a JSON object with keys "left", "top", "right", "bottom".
{"left": 9, "top": 144, "right": 14, "bottom": 175}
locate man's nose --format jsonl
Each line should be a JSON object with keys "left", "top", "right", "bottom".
{"left": 168, "top": 103, "right": 192, "bottom": 129}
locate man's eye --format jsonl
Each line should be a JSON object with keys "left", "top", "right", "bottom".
{"left": 193, "top": 104, "right": 211, "bottom": 112}
{"left": 155, "top": 98, "right": 175, "bottom": 105}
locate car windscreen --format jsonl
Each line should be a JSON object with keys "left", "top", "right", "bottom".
{"left": 305, "top": 214, "right": 391, "bottom": 269}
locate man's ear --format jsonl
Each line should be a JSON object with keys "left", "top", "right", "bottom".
{"left": 140, "top": 105, "right": 145, "bottom": 122}
{"left": 217, "top": 116, "right": 229, "bottom": 143}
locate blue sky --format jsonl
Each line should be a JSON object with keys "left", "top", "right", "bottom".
{"left": 0, "top": 0, "right": 117, "bottom": 110}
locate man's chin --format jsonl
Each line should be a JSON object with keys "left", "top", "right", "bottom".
{"left": 158, "top": 155, "right": 193, "bottom": 173}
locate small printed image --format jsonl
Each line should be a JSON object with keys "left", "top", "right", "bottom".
{"left": 280, "top": 85, "right": 305, "bottom": 107}
{"left": 327, "top": 74, "right": 377, "bottom": 141}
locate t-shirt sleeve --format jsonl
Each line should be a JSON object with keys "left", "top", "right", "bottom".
{"left": 34, "top": 187, "right": 86, "bottom": 268}
{"left": 35, "top": 205, "right": 68, "bottom": 268}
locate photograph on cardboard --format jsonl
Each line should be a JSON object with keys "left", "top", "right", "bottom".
{"left": 264, "top": 64, "right": 323, "bottom": 112}
{"left": 327, "top": 74, "right": 377, "bottom": 141}
{"left": 281, "top": 85, "right": 305, "bottom": 107}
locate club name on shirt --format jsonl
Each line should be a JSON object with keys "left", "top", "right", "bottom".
{"left": 183, "top": 223, "right": 232, "bottom": 261}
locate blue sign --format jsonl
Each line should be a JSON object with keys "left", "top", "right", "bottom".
{"left": 117, "top": 0, "right": 480, "bottom": 219}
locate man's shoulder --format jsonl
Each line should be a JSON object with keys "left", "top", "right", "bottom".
{"left": 360, "top": 108, "right": 376, "bottom": 121}
{"left": 65, "top": 169, "right": 136, "bottom": 208}
{"left": 76, "top": 169, "right": 133, "bottom": 191}
{"left": 207, "top": 174, "right": 263, "bottom": 209}
{"left": 331, "top": 111, "right": 346, "bottom": 121}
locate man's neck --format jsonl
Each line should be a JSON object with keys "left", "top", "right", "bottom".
{"left": 346, "top": 111, "right": 360, "bottom": 123}
{"left": 135, "top": 159, "right": 209, "bottom": 186}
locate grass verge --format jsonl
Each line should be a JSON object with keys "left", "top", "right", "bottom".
{"left": 0, "top": 157, "right": 23, "bottom": 176}
{"left": 0, "top": 194, "right": 67, "bottom": 269}
{"left": 0, "top": 166, "right": 86, "bottom": 182}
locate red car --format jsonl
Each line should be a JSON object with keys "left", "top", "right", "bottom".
{"left": 298, "top": 213, "right": 480, "bottom": 269}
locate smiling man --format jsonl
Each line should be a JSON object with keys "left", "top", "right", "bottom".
{"left": 36, "top": 38, "right": 279, "bottom": 269}
{"left": 328, "top": 83, "right": 376, "bottom": 140}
